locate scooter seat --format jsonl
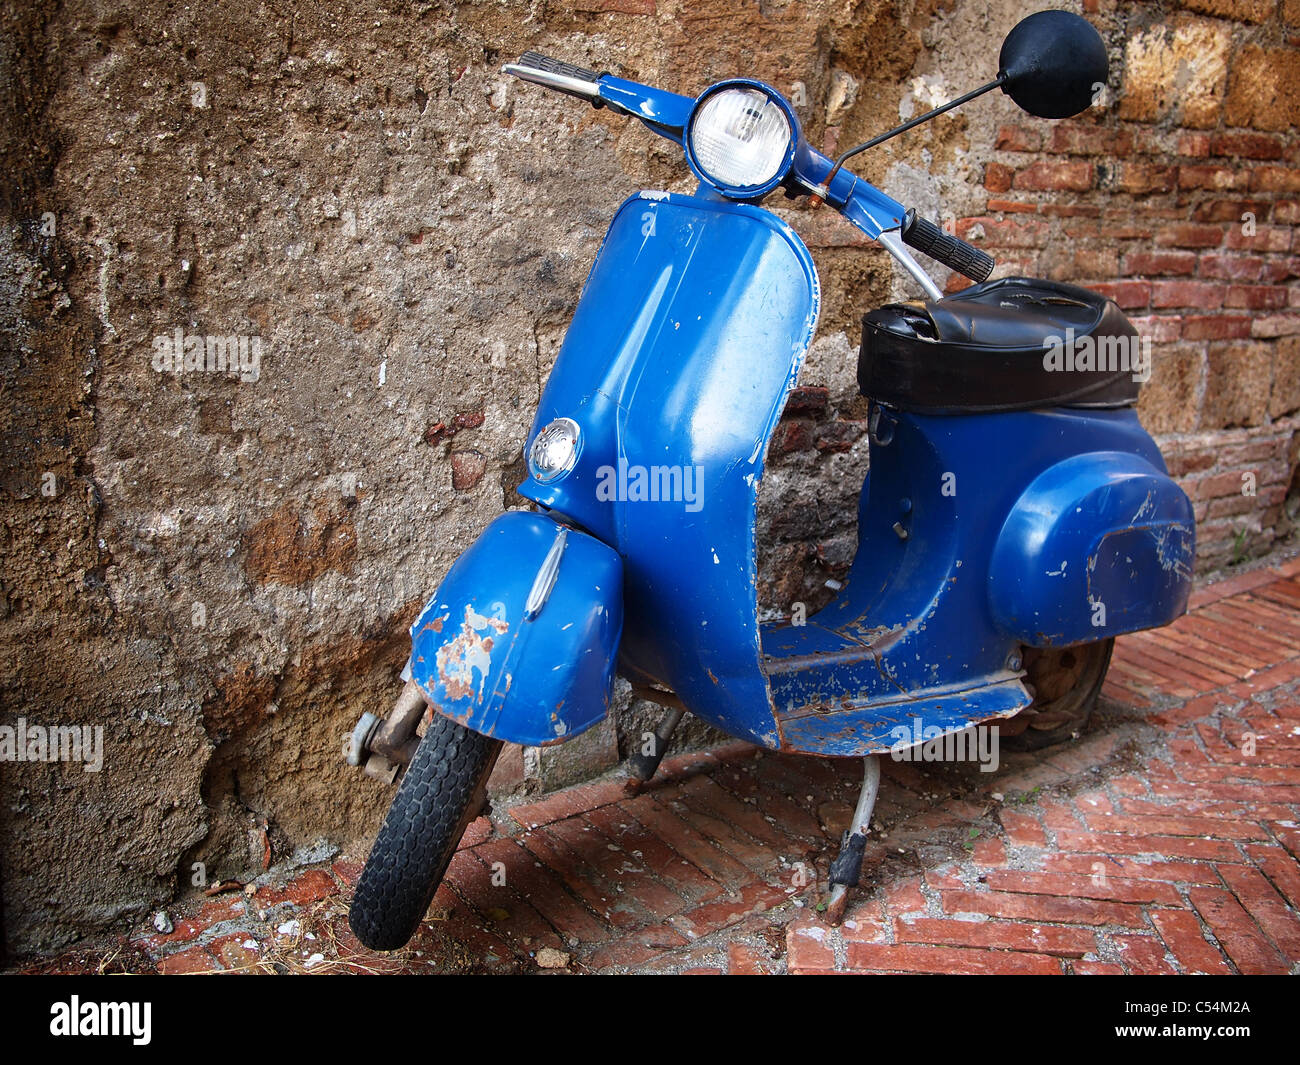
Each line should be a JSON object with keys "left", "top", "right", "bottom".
{"left": 858, "top": 277, "right": 1142, "bottom": 414}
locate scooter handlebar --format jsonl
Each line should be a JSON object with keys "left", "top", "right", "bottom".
{"left": 901, "top": 209, "right": 995, "bottom": 283}
{"left": 505, "top": 54, "right": 695, "bottom": 133}
{"left": 504, "top": 52, "right": 604, "bottom": 102}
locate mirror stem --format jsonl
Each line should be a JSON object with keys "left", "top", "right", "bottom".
{"left": 823, "top": 74, "right": 1006, "bottom": 189}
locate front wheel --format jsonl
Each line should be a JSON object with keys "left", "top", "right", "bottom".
{"left": 349, "top": 713, "right": 502, "bottom": 951}
{"left": 999, "top": 638, "right": 1114, "bottom": 751}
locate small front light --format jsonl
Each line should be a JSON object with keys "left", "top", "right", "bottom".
{"left": 687, "top": 86, "right": 793, "bottom": 193}
{"left": 527, "top": 417, "right": 581, "bottom": 484}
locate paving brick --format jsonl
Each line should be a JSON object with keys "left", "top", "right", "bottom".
{"left": 894, "top": 916, "right": 1096, "bottom": 958}
{"left": 940, "top": 889, "right": 1149, "bottom": 928}
{"left": 157, "top": 945, "right": 219, "bottom": 975}
{"left": 846, "top": 942, "right": 1064, "bottom": 975}
{"left": 1150, "top": 909, "right": 1234, "bottom": 974}
{"left": 1188, "top": 886, "right": 1290, "bottom": 974}
{"left": 1114, "top": 933, "right": 1178, "bottom": 974}
{"left": 983, "top": 869, "right": 1183, "bottom": 907}
{"left": 1215, "top": 862, "right": 1300, "bottom": 957}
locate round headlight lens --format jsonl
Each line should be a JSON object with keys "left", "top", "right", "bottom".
{"left": 688, "top": 87, "right": 793, "bottom": 191}
{"left": 527, "top": 417, "right": 581, "bottom": 484}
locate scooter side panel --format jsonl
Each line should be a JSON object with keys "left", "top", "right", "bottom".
{"left": 765, "top": 406, "right": 1191, "bottom": 754}
{"left": 519, "top": 192, "right": 821, "bottom": 747}
{"left": 409, "top": 511, "right": 624, "bottom": 747}
{"left": 989, "top": 451, "right": 1195, "bottom": 645}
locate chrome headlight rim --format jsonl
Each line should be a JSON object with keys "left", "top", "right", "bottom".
{"left": 684, "top": 80, "right": 800, "bottom": 200}
{"left": 527, "top": 416, "right": 583, "bottom": 485}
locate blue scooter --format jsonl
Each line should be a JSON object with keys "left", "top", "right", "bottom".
{"left": 346, "top": 10, "right": 1195, "bottom": 949}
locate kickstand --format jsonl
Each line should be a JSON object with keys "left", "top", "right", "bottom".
{"left": 624, "top": 703, "right": 686, "bottom": 792}
{"left": 824, "top": 755, "right": 881, "bottom": 925}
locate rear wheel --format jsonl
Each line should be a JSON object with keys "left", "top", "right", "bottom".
{"left": 999, "top": 639, "right": 1114, "bottom": 751}
{"left": 349, "top": 713, "right": 501, "bottom": 951}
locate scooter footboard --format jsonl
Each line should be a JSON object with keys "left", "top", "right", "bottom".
{"left": 409, "top": 511, "right": 623, "bottom": 746}
{"left": 989, "top": 451, "right": 1195, "bottom": 646}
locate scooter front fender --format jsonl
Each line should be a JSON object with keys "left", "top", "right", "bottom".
{"left": 409, "top": 511, "right": 624, "bottom": 747}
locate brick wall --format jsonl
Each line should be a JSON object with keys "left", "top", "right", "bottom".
{"left": 763, "top": 2, "right": 1300, "bottom": 593}
{"left": 962, "top": 3, "right": 1300, "bottom": 570}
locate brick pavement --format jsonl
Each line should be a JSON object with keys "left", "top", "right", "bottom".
{"left": 15, "top": 558, "right": 1300, "bottom": 975}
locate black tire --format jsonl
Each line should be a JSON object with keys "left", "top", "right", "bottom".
{"left": 349, "top": 714, "right": 501, "bottom": 951}
{"left": 1000, "top": 638, "right": 1114, "bottom": 751}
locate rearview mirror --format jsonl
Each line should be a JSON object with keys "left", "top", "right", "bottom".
{"left": 999, "top": 10, "right": 1109, "bottom": 120}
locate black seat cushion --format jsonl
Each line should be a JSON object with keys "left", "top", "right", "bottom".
{"left": 859, "top": 277, "right": 1142, "bottom": 414}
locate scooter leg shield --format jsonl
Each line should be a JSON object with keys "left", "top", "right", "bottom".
{"left": 408, "top": 511, "right": 624, "bottom": 747}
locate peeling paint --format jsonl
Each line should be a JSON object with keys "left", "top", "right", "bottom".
{"left": 435, "top": 604, "right": 509, "bottom": 704}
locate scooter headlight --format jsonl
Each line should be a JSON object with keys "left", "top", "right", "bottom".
{"left": 527, "top": 417, "right": 582, "bottom": 484}
{"left": 686, "top": 84, "right": 795, "bottom": 196}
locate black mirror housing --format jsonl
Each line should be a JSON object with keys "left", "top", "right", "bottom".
{"left": 999, "top": 10, "right": 1109, "bottom": 120}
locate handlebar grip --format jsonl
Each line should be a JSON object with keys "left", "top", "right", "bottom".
{"left": 901, "top": 209, "right": 995, "bottom": 284}
{"left": 510, "top": 51, "right": 604, "bottom": 103}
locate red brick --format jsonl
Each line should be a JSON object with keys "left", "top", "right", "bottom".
{"left": 940, "top": 888, "right": 1148, "bottom": 928}
{"left": 207, "top": 933, "right": 264, "bottom": 972}
{"left": 617, "top": 798, "right": 750, "bottom": 888}
{"left": 254, "top": 868, "right": 338, "bottom": 908}
{"left": 1073, "top": 960, "right": 1125, "bottom": 974}
{"left": 894, "top": 916, "right": 1096, "bottom": 958}
{"left": 1123, "top": 250, "right": 1197, "bottom": 276}
{"left": 995, "top": 124, "right": 1042, "bottom": 152}
{"left": 1090, "top": 280, "right": 1151, "bottom": 309}
{"left": 157, "top": 946, "right": 219, "bottom": 975}
{"left": 846, "top": 941, "right": 1063, "bottom": 975}
{"left": 956, "top": 216, "right": 1048, "bottom": 248}
{"left": 983, "top": 869, "right": 1182, "bottom": 907}
{"left": 1251, "top": 165, "right": 1300, "bottom": 194}
{"left": 1117, "top": 162, "right": 1176, "bottom": 194}
{"left": 786, "top": 922, "right": 837, "bottom": 971}
{"left": 1052, "top": 828, "right": 1243, "bottom": 862}
{"left": 1156, "top": 223, "right": 1225, "bottom": 248}
{"left": 1114, "top": 934, "right": 1177, "bottom": 974}
{"left": 1180, "top": 314, "right": 1253, "bottom": 340}
{"left": 586, "top": 923, "right": 689, "bottom": 970}
{"left": 1129, "top": 314, "right": 1182, "bottom": 342}
{"left": 1225, "top": 284, "right": 1290, "bottom": 310}
{"left": 1215, "top": 862, "right": 1300, "bottom": 957}
{"left": 984, "top": 161, "right": 1013, "bottom": 193}
{"left": 1199, "top": 253, "right": 1264, "bottom": 281}
{"left": 1038, "top": 852, "right": 1222, "bottom": 886}
{"left": 1193, "top": 197, "right": 1271, "bottom": 224}
{"left": 1048, "top": 124, "right": 1133, "bottom": 156}
{"left": 1210, "top": 132, "right": 1285, "bottom": 160}
{"left": 1150, "top": 280, "right": 1226, "bottom": 309}
{"left": 1225, "top": 225, "right": 1292, "bottom": 251}
{"left": 985, "top": 197, "right": 1038, "bottom": 214}
{"left": 510, "top": 777, "right": 630, "bottom": 829}
{"left": 1178, "top": 164, "right": 1251, "bottom": 191}
{"left": 726, "top": 942, "right": 776, "bottom": 975}
{"left": 1150, "top": 909, "right": 1233, "bottom": 974}
{"left": 1188, "top": 886, "right": 1290, "bottom": 974}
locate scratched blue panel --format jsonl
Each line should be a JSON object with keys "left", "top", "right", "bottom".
{"left": 520, "top": 192, "right": 821, "bottom": 749}
{"left": 410, "top": 511, "right": 623, "bottom": 747}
